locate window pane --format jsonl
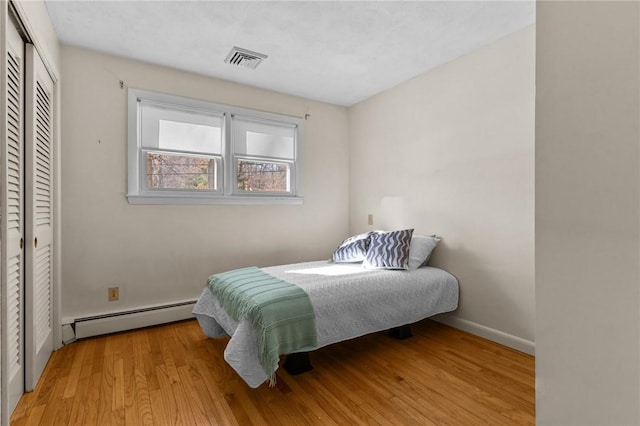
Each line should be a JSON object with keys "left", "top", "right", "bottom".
{"left": 146, "top": 152, "right": 217, "bottom": 191}
{"left": 140, "top": 102, "right": 222, "bottom": 154}
{"left": 237, "top": 159, "right": 290, "bottom": 192}
{"left": 234, "top": 118, "right": 295, "bottom": 159}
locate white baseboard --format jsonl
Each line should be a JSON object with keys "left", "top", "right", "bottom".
{"left": 74, "top": 301, "right": 196, "bottom": 339}
{"left": 68, "top": 302, "right": 535, "bottom": 356}
{"left": 433, "top": 314, "right": 535, "bottom": 356}
{"left": 61, "top": 323, "right": 76, "bottom": 345}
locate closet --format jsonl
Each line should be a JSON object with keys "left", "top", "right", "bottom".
{"left": 1, "top": 6, "right": 55, "bottom": 423}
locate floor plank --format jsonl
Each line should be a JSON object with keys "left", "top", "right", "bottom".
{"left": 11, "top": 319, "right": 534, "bottom": 425}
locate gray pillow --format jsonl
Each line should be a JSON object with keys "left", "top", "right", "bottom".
{"left": 363, "top": 229, "right": 414, "bottom": 270}
{"left": 407, "top": 235, "right": 441, "bottom": 270}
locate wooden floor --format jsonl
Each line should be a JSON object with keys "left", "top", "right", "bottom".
{"left": 11, "top": 319, "right": 534, "bottom": 425}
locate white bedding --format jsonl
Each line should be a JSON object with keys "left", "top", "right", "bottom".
{"left": 193, "top": 260, "right": 459, "bottom": 388}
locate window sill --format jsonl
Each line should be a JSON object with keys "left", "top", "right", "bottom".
{"left": 126, "top": 194, "right": 304, "bottom": 206}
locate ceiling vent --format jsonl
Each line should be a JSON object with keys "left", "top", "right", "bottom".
{"left": 224, "top": 46, "right": 268, "bottom": 70}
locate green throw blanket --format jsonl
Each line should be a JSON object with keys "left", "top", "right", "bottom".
{"left": 207, "top": 267, "right": 317, "bottom": 385}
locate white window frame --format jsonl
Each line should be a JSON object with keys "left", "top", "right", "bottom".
{"left": 127, "top": 88, "right": 304, "bottom": 205}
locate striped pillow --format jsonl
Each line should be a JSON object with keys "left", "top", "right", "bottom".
{"left": 363, "top": 229, "right": 414, "bottom": 270}
{"left": 331, "top": 232, "right": 373, "bottom": 263}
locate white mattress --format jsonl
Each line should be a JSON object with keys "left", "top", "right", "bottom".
{"left": 193, "top": 260, "right": 459, "bottom": 388}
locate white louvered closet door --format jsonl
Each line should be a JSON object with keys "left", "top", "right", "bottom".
{"left": 24, "top": 44, "right": 54, "bottom": 392}
{"left": 2, "top": 17, "right": 25, "bottom": 415}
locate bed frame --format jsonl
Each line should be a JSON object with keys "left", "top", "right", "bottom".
{"left": 283, "top": 324, "right": 413, "bottom": 375}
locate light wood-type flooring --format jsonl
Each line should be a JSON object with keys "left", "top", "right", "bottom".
{"left": 11, "top": 318, "right": 534, "bottom": 425}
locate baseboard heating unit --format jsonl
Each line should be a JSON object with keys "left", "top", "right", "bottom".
{"left": 73, "top": 300, "right": 197, "bottom": 339}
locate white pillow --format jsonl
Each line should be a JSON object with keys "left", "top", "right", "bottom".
{"left": 407, "top": 235, "right": 441, "bottom": 270}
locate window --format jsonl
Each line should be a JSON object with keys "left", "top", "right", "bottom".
{"left": 232, "top": 116, "right": 296, "bottom": 194}
{"left": 127, "top": 89, "right": 303, "bottom": 205}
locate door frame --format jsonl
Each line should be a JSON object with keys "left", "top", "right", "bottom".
{"left": 0, "top": 2, "right": 61, "bottom": 425}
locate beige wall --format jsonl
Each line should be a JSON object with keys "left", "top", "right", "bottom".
{"left": 536, "top": 2, "right": 640, "bottom": 424}
{"left": 348, "top": 26, "right": 535, "bottom": 352}
{"left": 60, "top": 46, "right": 350, "bottom": 321}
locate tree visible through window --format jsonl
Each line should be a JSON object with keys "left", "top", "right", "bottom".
{"left": 146, "top": 152, "right": 217, "bottom": 190}
{"left": 237, "top": 160, "right": 289, "bottom": 192}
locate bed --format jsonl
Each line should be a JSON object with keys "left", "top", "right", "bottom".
{"left": 193, "top": 258, "right": 459, "bottom": 388}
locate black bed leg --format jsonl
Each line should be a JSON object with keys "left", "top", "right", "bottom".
{"left": 283, "top": 352, "right": 313, "bottom": 375}
{"left": 389, "top": 325, "right": 413, "bottom": 340}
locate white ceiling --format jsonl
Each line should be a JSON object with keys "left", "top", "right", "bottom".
{"left": 44, "top": 1, "right": 535, "bottom": 106}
